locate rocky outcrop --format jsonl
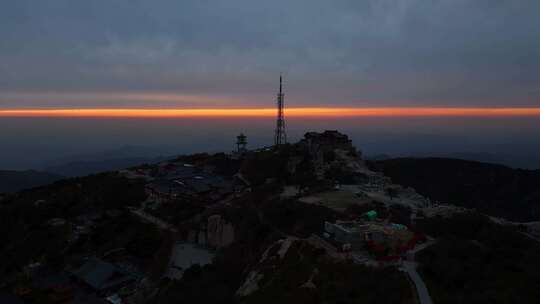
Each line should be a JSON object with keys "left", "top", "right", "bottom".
{"left": 236, "top": 271, "right": 263, "bottom": 297}
{"left": 277, "top": 238, "right": 294, "bottom": 259}
{"left": 206, "top": 214, "right": 235, "bottom": 248}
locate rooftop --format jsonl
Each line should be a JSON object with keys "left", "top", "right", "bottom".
{"left": 70, "top": 258, "right": 134, "bottom": 292}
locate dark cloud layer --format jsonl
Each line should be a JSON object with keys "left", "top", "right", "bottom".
{"left": 1, "top": 0, "right": 540, "bottom": 107}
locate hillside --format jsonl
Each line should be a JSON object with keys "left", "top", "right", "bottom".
{"left": 0, "top": 170, "right": 63, "bottom": 193}
{"left": 1, "top": 132, "right": 539, "bottom": 304}
{"left": 369, "top": 158, "right": 540, "bottom": 221}
{"left": 417, "top": 212, "right": 540, "bottom": 303}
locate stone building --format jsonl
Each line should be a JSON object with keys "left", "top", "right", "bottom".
{"left": 301, "top": 130, "right": 358, "bottom": 158}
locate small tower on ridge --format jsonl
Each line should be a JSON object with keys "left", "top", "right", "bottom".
{"left": 236, "top": 133, "right": 247, "bottom": 153}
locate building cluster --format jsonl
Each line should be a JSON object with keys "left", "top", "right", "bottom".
{"left": 144, "top": 162, "right": 239, "bottom": 204}
{"left": 69, "top": 257, "right": 140, "bottom": 298}
{"left": 322, "top": 211, "right": 425, "bottom": 262}
{"left": 300, "top": 130, "right": 358, "bottom": 162}
{"left": 17, "top": 241, "right": 145, "bottom": 304}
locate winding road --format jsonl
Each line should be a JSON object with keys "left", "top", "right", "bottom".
{"left": 400, "top": 240, "right": 436, "bottom": 304}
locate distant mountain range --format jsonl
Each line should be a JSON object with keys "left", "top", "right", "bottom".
{"left": 367, "top": 151, "right": 540, "bottom": 170}
{"left": 44, "top": 157, "right": 168, "bottom": 177}
{"left": 0, "top": 170, "right": 64, "bottom": 193}
{"left": 40, "top": 145, "right": 175, "bottom": 177}
{"left": 0, "top": 146, "right": 173, "bottom": 192}
{"left": 369, "top": 157, "right": 540, "bottom": 222}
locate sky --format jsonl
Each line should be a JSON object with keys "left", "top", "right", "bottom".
{"left": 1, "top": 1, "right": 540, "bottom": 171}
{"left": 1, "top": 0, "right": 540, "bottom": 109}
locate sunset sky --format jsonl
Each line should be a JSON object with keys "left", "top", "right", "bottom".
{"left": 2, "top": 108, "right": 540, "bottom": 118}
{"left": 1, "top": 0, "right": 540, "bottom": 112}
{"left": 2, "top": 1, "right": 540, "bottom": 170}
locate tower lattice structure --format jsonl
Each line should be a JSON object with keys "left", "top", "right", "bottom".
{"left": 236, "top": 133, "right": 247, "bottom": 153}
{"left": 274, "top": 75, "right": 287, "bottom": 146}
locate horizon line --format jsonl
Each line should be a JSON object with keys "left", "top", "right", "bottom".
{"left": 1, "top": 107, "right": 540, "bottom": 118}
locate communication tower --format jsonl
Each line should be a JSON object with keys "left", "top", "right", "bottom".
{"left": 274, "top": 75, "right": 287, "bottom": 146}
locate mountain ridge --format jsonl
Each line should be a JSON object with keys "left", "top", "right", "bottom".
{"left": 0, "top": 170, "right": 64, "bottom": 193}
{"left": 369, "top": 157, "right": 540, "bottom": 221}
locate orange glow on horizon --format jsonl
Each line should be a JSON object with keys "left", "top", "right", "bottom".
{"left": 1, "top": 107, "right": 540, "bottom": 118}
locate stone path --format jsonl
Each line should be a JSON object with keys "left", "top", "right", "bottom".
{"left": 129, "top": 208, "right": 178, "bottom": 232}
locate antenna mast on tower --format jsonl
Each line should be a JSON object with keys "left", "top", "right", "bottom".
{"left": 274, "top": 74, "right": 287, "bottom": 146}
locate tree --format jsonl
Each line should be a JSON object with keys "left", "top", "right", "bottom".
{"left": 386, "top": 187, "right": 399, "bottom": 201}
